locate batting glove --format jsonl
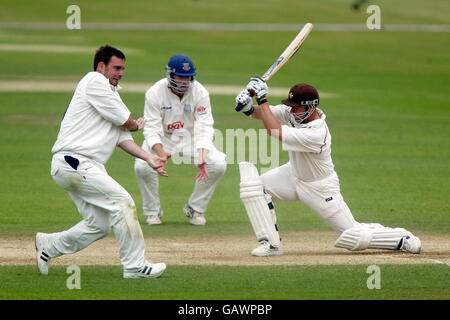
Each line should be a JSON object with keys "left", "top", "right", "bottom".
{"left": 246, "top": 76, "right": 268, "bottom": 104}
{"left": 235, "top": 89, "right": 254, "bottom": 116}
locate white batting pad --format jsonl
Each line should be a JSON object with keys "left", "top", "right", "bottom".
{"left": 264, "top": 192, "right": 277, "bottom": 225}
{"left": 367, "top": 226, "right": 408, "bottom": 250}
{"left": 239, "top": 162, "right": 281, "bottom": 247}
{"left": 334, "top": 223, "right": 408, "bottom": 251}
{"left": 334, "top": 226, "right": 373, "bottom": 250}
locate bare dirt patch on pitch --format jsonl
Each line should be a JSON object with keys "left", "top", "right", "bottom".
{"left": 1, "top": 231, "right": 448, "bottom": 266}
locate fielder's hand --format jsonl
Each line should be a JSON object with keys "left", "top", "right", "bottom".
{"left": 159, "top": 152, "right": 171, "bottom": 166}
{"left": 196, "top": 148, "right": 208, "bottom": 183}
{"left": 135, "top": 117, "right": 146, "bottom": 130}
{"left": 235, "top": 89, "right": 254, "bottom": 116}
{"left": 146, "top": 154, "right": 170, "bottom": 177}
{"left": 156, "top": 166, "right": 169, "bottom": 177}
{"left": 246, "top": 76, "right": 268, "bottom": 104}
{"left": 196, "top": 162, "right": 209, "bottom": 183}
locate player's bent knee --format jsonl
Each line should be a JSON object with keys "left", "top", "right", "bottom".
{"left": 207, "top": 162, "right": 227, "bottom": 179}
{"left": 84, "top": 220, "right": 110, "bottom": 238}
{"left": 97, "top": 224, "right": 111, "bottom": 238}
{"left": 110, "top": 199, "right": 138, "bottom": 224}
{"left": 216, "top": 162, "right": 227, "bottom": 175}
{"left": 240, "top": 179, "right": 264, "bottom": 199}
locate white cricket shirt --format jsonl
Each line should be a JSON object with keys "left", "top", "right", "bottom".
{"left": 142, "top": 78, "right": 215, "bottom": 154}
{"left": 270, "top": 105, "right": 335, "bottom": 182}
{"left": 52, "top": 71, "right": 132, "bottom": 164}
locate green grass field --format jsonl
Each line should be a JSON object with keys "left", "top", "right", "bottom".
{"left": 0, "top": 0, "right": 449, "bottom": 302}
{"left": 1, "top": 264, "right": 448, "bottom": 300}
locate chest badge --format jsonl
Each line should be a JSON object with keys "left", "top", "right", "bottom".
{"left": 184, "top": 104, "right": 191, "bottom": 112}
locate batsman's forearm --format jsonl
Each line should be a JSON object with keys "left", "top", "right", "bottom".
{"left": 259, "top": 103, "right": 282, "bottom": 140}
{"left": 250, "top": 105, "right": 263, "bottom": 120}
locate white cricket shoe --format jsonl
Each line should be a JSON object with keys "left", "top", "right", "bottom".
{"left": 123, "top": 262, "right": 166, "bottom": 279}
{"left": 251, "top": 241, "right": 283, "bottom": 257}
{"left": 145, "top": 215, "right": 162, "bottom": 225}
{"left": 35, "top": 232, "right": 51, "bottom": 275}
{"left": 183, "top": 204, "right": 206, "bottom": 226}
{"left": 400, "top": 232, "right": 421, "bottom": 254}
{"left": 189, "top": 212, "right": 206, "bottom": 226}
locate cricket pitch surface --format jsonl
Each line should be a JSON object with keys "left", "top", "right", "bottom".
{"left": 1, "top": 231, "right": 448, "bottom": 266}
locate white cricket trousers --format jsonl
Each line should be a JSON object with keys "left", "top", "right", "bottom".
{"left": 134, "top": 154, "right": 226, "bottom": 216}
{"left": 261, "top": 163, "right": 358, "bottom": 233}
{"left": 46, "top": 153, "right": 147, "bottom": 272}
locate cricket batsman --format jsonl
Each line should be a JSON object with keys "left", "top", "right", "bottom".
{"left": 134, "top": 54, "right": 226, "bottom": 226}
{"left": 234, "top": 77, "right": 421, "bottom": 256}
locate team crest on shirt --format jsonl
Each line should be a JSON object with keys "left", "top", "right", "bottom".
{"left": 184, "top": 104, "right": 191, "bottom": 112}
{"left": 183, "top": 63, "right": 191, "bottom": 71}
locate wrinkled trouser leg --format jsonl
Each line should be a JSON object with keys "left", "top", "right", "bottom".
{"left": 48, "top": 154, "right": 147, "bottom": 272}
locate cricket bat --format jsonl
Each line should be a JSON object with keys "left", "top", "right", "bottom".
{"left": 236, "top": 22, "right": 314, "bottom": 111}
{"left": 260, "top": 22, "right": 313, "bottom": 82}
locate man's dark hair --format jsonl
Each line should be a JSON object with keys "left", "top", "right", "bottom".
{"left": 93, "top": 45, "right": 125, "bottom": 71}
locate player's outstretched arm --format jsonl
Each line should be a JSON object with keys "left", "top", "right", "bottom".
{"left": 257, "top": 102, "right": 282, "bottom": 140}
{"left": 118, "top": 140, "right": 169, "bottom": 177}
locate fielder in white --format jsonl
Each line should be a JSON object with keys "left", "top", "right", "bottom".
{"left": 134, "top": 54, "right": 226, "bottom": 226}
{"left": 35, "top": 46, "right": 168, "bottom": 278}
{"left": 235, "top": 77, "right": 421, "bottom": 256}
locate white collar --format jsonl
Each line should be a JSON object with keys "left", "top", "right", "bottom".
{"left": 95, "top": 71, "right": 121, "bottom": 92}
{"left": 110, "top": 84, "right": 121, "bottom": 92}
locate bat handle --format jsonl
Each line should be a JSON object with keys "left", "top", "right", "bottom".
{"left": 235, "top": 89, "right": 255, "bottom": 111}
{"left": 235, "top": 103, "right": 254, "bottom": 116}
{"left": 235, "top": 103, "right": 245, "bottom": 112}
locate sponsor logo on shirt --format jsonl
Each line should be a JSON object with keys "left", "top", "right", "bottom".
{"left": 197, "top": 106, "right": 206, "bottom": 113}
{"left": 167, "top": 121, "right": 184, "bottom": 130}
{"left": 161, "top": 105, "right": 172, "bottom": 110}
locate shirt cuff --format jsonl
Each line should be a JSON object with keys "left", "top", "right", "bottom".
{"left": 194, "top": 138, "right": 213, "bottom": 151}
{"left": 117, "top": 130, "right": 133, "bottom": 145}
